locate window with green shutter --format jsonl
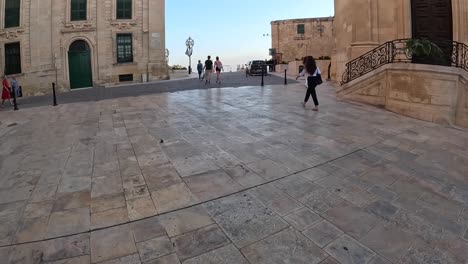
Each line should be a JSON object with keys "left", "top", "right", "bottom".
{"left": 5, "top": 0, "right": 20, "bottom": 28}
{"left": 5, "top": 42, "right": 21, "bottom": 75}
{"left": 71, "top": 0, "right": 87, "bottom": 21}
{"left": 116, "top": 34, "right": 133, "bottom": 63}
{"left": 116, "top": 0, "right": 132, "bottom": 19}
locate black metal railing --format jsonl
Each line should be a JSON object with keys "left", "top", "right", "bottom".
{"left": 341, "top": 39, "right": 468, "bottom": 85}
{"left": 453, "top": 41, "right": 468, "bottom": 71}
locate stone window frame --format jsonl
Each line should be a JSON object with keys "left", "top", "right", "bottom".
{"left": 65, "top": 0, "right": 91, "bottom": 23}
{"left": 63, "top": 37, "right": 97, "bottom": 84}
{"left": 297, "top": 24, "right": 305, "bottom": 35}
{"left": 115, "top": 32, "right": 134, "bottom": 64}
{"left": 3, "top": 40, "right": 22, "bottom": 75}
{"left": 112, "top": 0, "right": 136, "bottom": 21}
{"left": 70, "top": 0, "right": 88, "bottom": 21}
{"left": 0, "top": 0, "right": 23, "bottom": 29}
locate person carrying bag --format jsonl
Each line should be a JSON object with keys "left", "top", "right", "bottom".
{"left": 296, "top": 56, "right": 322, "bottom": 111}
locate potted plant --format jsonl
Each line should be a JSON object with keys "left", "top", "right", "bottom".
{"left": 405, "top": 38, "right": 444, "bottom": 59}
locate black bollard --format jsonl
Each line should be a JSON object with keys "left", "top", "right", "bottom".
{"left": 12, "top": 87, "right": 18, "bottom": 111}
{"left": 261, "top": 71, "right": 264, "bottom": 86}
{"left": 52, "top": 82, "right": 58, "bottom": 106}
{"left": 284, "top": 69, "right": 288, "bottom": 85}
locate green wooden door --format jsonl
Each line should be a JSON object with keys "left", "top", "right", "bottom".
{"left": 68, "top": 41, "right": 92, "bottom": 89}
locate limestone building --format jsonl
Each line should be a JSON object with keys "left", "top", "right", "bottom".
{"left": 271, "top": 17, "right": 334, "bottom": 63}
{"left": 0, "top": 0, "right": 167, "bottom": 96}
{"left": 334, "top": 0, "right": 468, "bottom": 127}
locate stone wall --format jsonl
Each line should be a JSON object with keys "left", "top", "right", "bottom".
{"left": 332, "top": 0, "right": 407, "bottom": 82}
{"left": 333, "top": 0, "right": 468, "bottom": 83}
{"left": 338, "top": 64, "right": 468, "bottom": 127}
{"left": 0, "top": 0, "right": 168, "bottom": 96}
{"left": 333, "top": 0, "right": 468, "bottom": 128}
{"left": 271, "top": 17, "right": 334, "bottom": 64}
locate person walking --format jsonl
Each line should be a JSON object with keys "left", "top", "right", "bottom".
{"left": 296, "top": 56, "right": 321, "bottom": 111}
{"left": 204, "top": 55, "right": 214, "bottom": 85}
{"left": 214, "top": 56, "right": 223, "bottom": 84}
{"left": 197, "top": 60, "right": 203, "bottom": 80}
{"left": 1, "top": 76, "right": 12, "bottom": 107}
{"left": 11, "top": 77, "right": 20, "bottom": 98}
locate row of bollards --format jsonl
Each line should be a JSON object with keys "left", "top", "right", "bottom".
{"left": 9, "top": 83, "right": 57, "bottom": 112}
{"left": 15, "top": 73, "right": 289, "bottom": 111}
{"left": 259, "top": 69, "right": 288, "bottom": 87}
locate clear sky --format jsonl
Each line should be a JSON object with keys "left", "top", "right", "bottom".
{"left": 166, "top": 0, "right": 334, "bottom": 70}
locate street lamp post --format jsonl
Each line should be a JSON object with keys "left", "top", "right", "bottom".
{"left": 263, "top": 33, "right": 274, "bottom": 72}
{"left": 185, "top": 37, "right": 194, "bottom": 75}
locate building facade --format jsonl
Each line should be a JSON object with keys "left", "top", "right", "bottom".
{"left": 271, "top": 17, "right": 334, "bottom": 64}
{"left": 0, "top": 0, "right": 167, "bottom": 96}
{"left": 333, "top": 0, "right": 468, "bottom": 127}
{"left": 332, "top": 0, "right": 467, "bottom": 82}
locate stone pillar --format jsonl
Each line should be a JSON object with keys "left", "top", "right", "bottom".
{"left": 397, "top": 0, "right": 412, "bottom": 39}
{"left": 333, "top": 0, "right": 378, "bottom": 85}
{"left": 333, "top": 0, "right": 404, "bottom": 85}
{"left": 148, "top": 0, "right": 168, "bottom": 81}
{"left": 348, "top": 0, "right": 379, "bottom": 59}
{"left": 453, "top": 0, "right": 468, "bottom": 43}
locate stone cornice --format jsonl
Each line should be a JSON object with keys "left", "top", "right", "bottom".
{"left": 271, "top": 17, "right": 334, "bottom": 25}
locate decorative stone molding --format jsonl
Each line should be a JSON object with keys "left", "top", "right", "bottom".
{"left": 294, "top": 34, "right": 307, "bottom": 41}
{"left": 61, "top": 19, "right": 95, "bottom": 33}
{"left": 0, "top": 28, "right": 25, "bottom": 40}
{"left": 108, "top": 19, "right": 138, "bottom": 30}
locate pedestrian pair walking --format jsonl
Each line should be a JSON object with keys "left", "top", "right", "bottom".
{"left": 1, "top": 76, "right": 20, "bottom": 107}
{"left": 198, "top": 56, "right": 223, "bottom": 85}
{"left": 296, "top": 56, "right": 322, "bottom": 111}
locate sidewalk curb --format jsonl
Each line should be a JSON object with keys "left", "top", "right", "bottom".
{"left": 105, "top": 75, "right": 199, "bottom": 88}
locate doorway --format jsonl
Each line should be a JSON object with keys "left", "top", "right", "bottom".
{"left": 411, "top": 0, "right": 453, "bottom": 65}
{"left": 68, "top": 40, "right": 93, "bottom": 89}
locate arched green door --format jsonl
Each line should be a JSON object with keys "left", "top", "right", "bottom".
{"left": 68, "top": 40, "right": 93, "bottom": 89}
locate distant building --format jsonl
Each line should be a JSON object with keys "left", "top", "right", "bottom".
{"left": 0, "top": 0, "right": 168, "bottom": 96}
{"left": 270, "top": 17, "right": 334, "bottom": 63}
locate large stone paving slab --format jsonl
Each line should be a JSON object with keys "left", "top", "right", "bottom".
{"left": 42, "top": 234, "right": 90, "bottom": 262}
{"left": 324, "top": 235, "right": 376, "bottom": 264}
{"left": 203, "top": 192, "right": 289, "bottom": 248}
{"left": 241, "top": 227, "right": 328, "bottom": 264}
{"left": 184, "top": 169, "right": 243, "bottom": 202}
{"left": 183, "top": 244, "right": 248, "bottom": 264}
{"left": 360, "top": 223, "right": 417, "bottom": 263}
{"left": 1, "top": 81, "right": 468, "bottom": 262}
{"left": 171, "top": 224, "right": 230, "bottom": 261}
{"left": 323, "top": 203, "right": 381, "bottom": 239}
{"left": 46, "top": 207, "right": 91, "bottom": 238}
{"left": 159, "top": 205, "right": 214, "bottom": 237}
{"left": 302, "top": 220, "right": 344, "bottom": 248}
{"left": 90, "top": 225, "right": 137, "bottom": 263}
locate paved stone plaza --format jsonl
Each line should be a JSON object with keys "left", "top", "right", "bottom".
{"left": 14, "top": 72, "right": 289, "bottom": 109}
{"left": 0, "top": 80, "right": 467, "bottom": 263}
